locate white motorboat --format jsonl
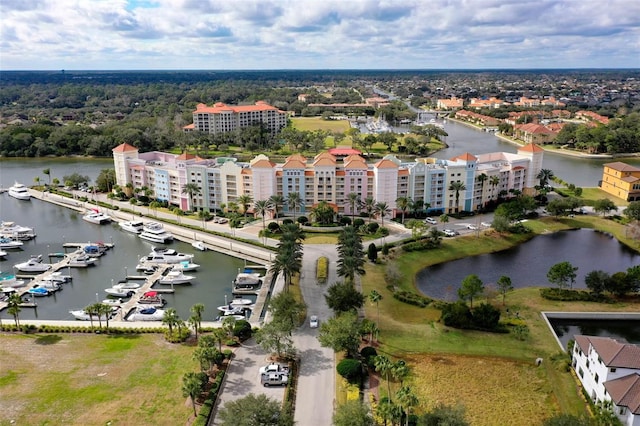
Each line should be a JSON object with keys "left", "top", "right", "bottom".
{"left": 8, "top": 182, "right": 31, "bottom": 200}
{"left": 217, "top": 304, "right": 248, "bottom": 315}
{"left": 14, "top": 255, "right": 52, "bottom": 273}
{"left": 0, "top": 237, "right": 23, "bottom": 249}
{"left": 70, "top": 307, "right": 118, "bottom": 321}
{"left": 0, "top": 249, "right": 6, "bottom": 258}
{"left": 104, "top": 287, "right": 136, "bottom": 298}
{"left": 34, "top": 281, "right": 61, "bottom": 292}
{"left": 139, "top": 222, "right": 173, "bottom": 244}
{"left": 27, "top": 287, "right": 50, "bottom": 297}
{"left": 144, "top": 247, "right": 194, "bottom": 264}
{"left": 42, "top": 271, "right": 72, "bottom": 284}
{"left": 215, "top": 313, "right": 246, "bottom": 321}
{"left": 119, "top": 220, "right": 144, "bottom": 234}
{"left": 158, "top": 268, "right": 194, "bottom": 285}
{"left": 101, "top": 298, "right": 123, "bottom": 307}
{"left": 176, "top": 260, "right": 200, "bottom": 271}
{"left": 0, "top": 271, "right": 26, "bottom": 288}
{"left": 127, "top": 306, "right": 165, "bottom": 321}
{"left": 67, "top": 254, "right": 97, "bottom": 268}
{"left": 83, "top": 243, "right": 107, "bottom": 257}
{"left": 82, "top": 210, "right": 112, "bottom": 225}
{"left": 229, "top": 298, "right": 254, "bottom": 307}
{"left": 191, "top": 240, "right": 206, "bottom": 251}
{"left": 113, "top": 280, "right": 141, "bottom": 290}
{"left": 233, "top": 272, "right": 263, "bottom": 286}
{"left": 0, "top": 221, "right": 36, "bottom": 240}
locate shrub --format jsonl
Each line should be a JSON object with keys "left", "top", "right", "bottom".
{"left": 360, "top": 346, "right": 378, "bottom": 366}
{"left": 339, "top": 216, "right": 352, "bottom": 225}
{"left": 233, "top": 320, "right": 252, "bottom": 340}
{"left": 367, "top": 222, "right": 379, "bottom": 234}
{"left": 471, "top": 303, "right": 501, "bottom": 330}
{"left": 441, "top": 302, "right": 472, "bottom": 328}
{"left": 223, "top": 349, "right": 233, "bottom": 359}
{"left": 297, "top": 216, "right": 309, "bottom": 224}
{"left": 267, "top": 222, "right": 280, "bottom": 232}
{"left": 392, "top": 289, "right": 431, "bottom": 307}
{"left": 336, "top": 358, "right": 363, "bottom": 381}
{"left": 282, "top": 218, "right": 294, "bottom": 225}
{"left": 353, "top": 218, "right": 365, "bottom": 228}
{"left": 316, "top": 256, "right": 329, "bottom": 284}
{"left": 540, "top": 288, "right": 606, "bottom": 302}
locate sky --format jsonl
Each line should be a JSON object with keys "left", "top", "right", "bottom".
{"left": 1, "top": 0, "right": 639, "bottom": 70}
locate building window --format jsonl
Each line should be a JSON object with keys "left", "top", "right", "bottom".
{"left": 610, "top": 368, "right": 617, "bottom": 373}
{"left": 594, "top": 373, "right": 599, "bottom": 384}
{"left": 578, "top": 367, "right": 584, "bottom": 378}
{"left": 619, "top": 407, "right": 626, "bottom": 415}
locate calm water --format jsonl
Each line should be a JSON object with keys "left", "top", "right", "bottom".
{"left": 0, "top": 194, "right": 245, "bottom": 321}
{"left": 416, "top": 229, "right": 640, "bottom": 301}
{"left": 549, "top": 318, "right": 640, "bottom": 349}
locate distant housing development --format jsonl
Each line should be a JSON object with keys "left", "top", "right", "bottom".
{"left": 113, "top": 143, "right": 543, "bottom": 217}
{"left": 183, "top": 101, "right": 288, "bottom": 135}
{"left": 573, "top": 335, "right": 640, "bottom": 426}
{"left": 601, "top": 162, "right": 640, "bottom": 201}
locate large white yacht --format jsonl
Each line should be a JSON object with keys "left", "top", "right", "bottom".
{"left": 119, "top": 220, "right": 144, "bottom": 234}
{"left": 144, "top": 247, "right": 194, "bottom": 264}
{"left": 7, "top": 182, "right": 31, "bottom": 200}
{"left": 14, "top": 254, "right": 52, "bottom": 273}
{"left": 139, "top": 222, "right": 174, "bottom": 244}
{"left": 0, "top": 221, "right": 36, "bottom": 240}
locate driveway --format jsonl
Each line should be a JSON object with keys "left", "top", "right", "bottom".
{"left": 210, "top": 338, "right": 286, "bottom": 425}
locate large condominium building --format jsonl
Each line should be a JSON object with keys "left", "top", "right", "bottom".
{"left": 184, "top": 101, "right": 288, "bottom": 135}
{"left": 113, "top": 143, "right": 543, "bottom": 216}
{"left": 601, "top": 162, "right": 640, "bottom": 202}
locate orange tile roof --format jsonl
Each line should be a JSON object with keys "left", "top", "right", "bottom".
{"left": 313, "top": 157, "right": 336, "bottom": 167}
{"left": 374, "top": 159, "right": 398, "bottom": 169}
{"left": 519, "top": 143, "right": 544, "bottom": 153}
{"left": 251, "top": 159, "right": 275, "bottom": 168}
{"left": 176, "top": 152, "right": 197, "bottom": 160}
{"left": 283, "top": 159, "right": 307, "bottom": 169}
{"left": 194, "top": 101, "right": 282, "bottom": 114}
{"left": 451, "top": 153, "right": 478, "bottom": 162}
{"left": 605, "top": 162, "right": 640, "bottom": 173}
{"left": 112, "top": 143, "right": 138, "bottom": 153}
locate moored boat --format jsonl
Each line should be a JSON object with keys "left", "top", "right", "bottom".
{"left": 139, "top": 222, "right": 173, "bottom": 244}
{"left": 144, "top": 247, "right": 194, "bottom": 264}
{"left": 0, "top": 221, "right": 36, "bottom": 240}
{"left": 158, "top": 268, "right": 194, "bottom": 285}
{"left": 229, "top": 297, "right": 254, "bottom": 306}
{"left": 126, "top": 306, "right": 165, "bottom": 321}
{"left": 70, "top": 307, "right": 119, "bottom": 321}
{"left": 119, "top": 220, "right": 144, "bottom": 234}
{"left": 14, "top": 255, "right": 52, "bottom": 273}
{"left": 67, "top": 254, "right": 97, "bottom": 268}
{"left": 233, "top": 272, "right": 263, "bottom": 286}
{"left": 104, "top": 287, "right": 136, "bottom": 298}
{"left": 0, "top": 249, "right": 7, "bottom": 258}
{"left": 0, "top": 237, "right": 23, "bottom": 249}
{"left": 113, "top": 280, "right": 141, "bottom": 290}
{"left": 8, "top": 182, "right": 31, "bottom": 200}
{"left": 191, "top": 240, "right": 206, "bottom": 251}
{"left": 27, "top": 286, "right": 50, "bottom": 297}
{"left": 82, "top": 210, "right": 112, "bottom": 225}
{"left": 136, "top": 291, "right": 166, "bottom": 307}
{"left": 0, "top": 271, "right": 26, "bottom": 288}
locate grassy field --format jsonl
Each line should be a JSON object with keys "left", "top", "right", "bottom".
{"left": 362, "top": 215, "right": 640, "bottom": 422}
{"left": 0, "top": 333, "right": 198, "bottom": 425}
{"left": 290, "top": 117, "right": 351, "bottom": 133}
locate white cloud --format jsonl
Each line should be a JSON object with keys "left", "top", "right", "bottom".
{"left": 1, "top": 0, "right": 638, "bottom": 69}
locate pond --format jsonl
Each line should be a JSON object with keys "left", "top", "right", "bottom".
{"left": 548, "top": 317, "right": 640, "bottom": 349}
{"left": 416, "top": 229, "right": 640, "bottom": 301}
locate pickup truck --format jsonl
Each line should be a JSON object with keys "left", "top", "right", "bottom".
{"left": 259, "top": 363, "right": 289, "bottom": 375}
{"left": 261, "top": 372, "right": 289, "bottom": 387}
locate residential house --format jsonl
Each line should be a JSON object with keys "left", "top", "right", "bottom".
{"left": 572, "top": 335, "right": 640, "bottom": 426}
{"left": 601, "top": 162, "right": 640, "bottom": 201}
{"left": 436, "top": 97, "right": 464, "bottom": 110}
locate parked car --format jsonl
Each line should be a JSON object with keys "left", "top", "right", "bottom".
{"left": 480, "top": 222, "right": 492, "bottom": 227}
{"left": 443, "top": 229, "right": 457, "bottom": 237}
{"left": 261, "top": 372, "right": 289, "bottom": 387}
{"left": 424, "top": 217, "right": 437, "bottom": 225}
{"left": 467, "top": 224, "right": 478, "bottom": 230}
{"left": 310, "top": 315, "right": 319, "bottom": 328}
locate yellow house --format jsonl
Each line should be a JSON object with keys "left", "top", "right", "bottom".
{"left": 601, "top": 162, "right": 640, "bottom": 201}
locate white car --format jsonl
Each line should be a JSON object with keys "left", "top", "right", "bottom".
{"left": 467, "top": 224, "right": 478, "bottom": 230}
{"left": 481, "top": 222, "right": 492, "bottom": 227}
{"left": 309, "top": 315, "right": 319, "bottom": 328}
{"left": 443, "top": 229, "right": 457, "bottom": 237}
{"left": 424, "top": 217, "right": 437, "bottom": 225}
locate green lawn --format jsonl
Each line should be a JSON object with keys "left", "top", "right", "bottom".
{"left": 290, "top": 117, "right": 351, "bottom": 132}
{"left": 362, "top": 216, "right": 640, "bottom": 421}
{"left": 0, "top": 333, "right": 198, "bottom": 425}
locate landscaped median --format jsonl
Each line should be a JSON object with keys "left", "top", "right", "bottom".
{"left": 316, "top": 256, "right": 329, "bottom": 284}
{"left": 360, "top": 215, "right": 640, "bottom": 425}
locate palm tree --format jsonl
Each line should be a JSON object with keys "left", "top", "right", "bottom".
{"left": 181, "top": 183, "right": 201, "bottom": 212}
{"left": 375, "top": 201, "right": 391, "bottom": 226}
{"left": 347, "top": 192, "right": 361, "bottom": 223}
{"left": 448, "top": 181, "right": 466, "bottom": 213}
{"left": 182, "top": 372, "right": 206, "bottom": 417}
{"left": 395, "top": 196, "right": 410, "bottom": 224}
{"left": 439, "top": 214, "right": 449, "bottom": 225}
{"left": 162, "top": 308, "right": 180, "bottom": 338}
{"left": 190, "top": 303, "right": 205, "bottom": 340}
{"left": 269, "top": 194, "right": 285, "bottom": 219}
{"left": 537, "top": 168, "right": 555, "bottom": 191}
{"left": 254, "top": 199, "right": 272, "bottom": 238}
{"left": 476, "top": 173, "right": 488, "bottom": 208}
{"left": 489, "top": 175, "right": 500, "bottom": 200}
{"left": 7, "top": 293, "right": 22, "bottom": 327}
{"left": 237, "top": 194, "right": 253, "bottom": 219}
{"left": 287, "top": 192, "right": 302, "bottom": 222}
{"left": 43, "top": 168, "right": 51, "bottom": 186}
{"left": 363, "top": 196, "right": 376, "bottom": 222}
{"left": 395, "top": 385, "right": 419, "bottom": 426}
{"left": 410, "top": 198, "right": 425, "bottom": 218}
{"left": 374, "top": 355, "right": 394, "bottom": 403}
{"left": 369, "top": 290, "right": 382, "bottom": 334}
{"left": 97, "top": 303, "right": 112, "bottom": 331}
{"left": 310, "top": 200, "right": 335, "bottom": 225}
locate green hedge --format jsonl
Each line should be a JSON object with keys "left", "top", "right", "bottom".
{"left": 392, "top": 289, "right": 432, "bottom": 307}
{"left": 539, "top": 288, "right": 610, "bottom": 302}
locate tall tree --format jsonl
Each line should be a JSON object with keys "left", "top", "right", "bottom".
{"left": 269, "top": 194, "right": 285, "bottom": 219}
{"left": 448, "top": 181, "right": 466, "bottom": 213}
{"left": 476, "top": 173, "right": 488, "bottom": 208}
{"left": 182, "top": 183, "right": 201, "bottom": 212}
{"left": 458, "top": 274, "right": 484, "bottom": 308}
{"left": 396, "top": 385, "right": 419, "bottom": 426}
{"left": 189, "top": 303, "right": 205, "bottom": 340}
{"left": 347, "top": 192, "right": 361, "bottom": 223}
{"left": 7, "top": 293, "right": 22, "bottom": 327}
{"left": 363, "top": 196, "right": 376, "bottom": 222}
{"left": 286, "top": 192, "right": 302, "bottom": 221}
{"left": 182, "top": 372, "right": 207, "bottom": 417}
{"left": 369, "top": 290, "right": 382, "bottom": 332}
{"left": 237, "top": 194, "right": 253, "bottom": 219}
{"left": 218, "top": 393, "right": 294, "bottom": 426}
{"left": 536, "top": 169, "right": 555, "bottom": 191}
{"left": 396, "top": 196, "right": 410, "bottom": 224}
{"left": 489, "top": 175, "right": 500, "bottom": 200}
{"left": 336, "top": 225, "right": 365, "bottom": 282}
{"left": 162, "top": 308, "right": 180, "bottom": 338}
{"left": 318, "top": 311, "right": 362, "bottom": 358}
{"left": 375, "top": 201, "right": 391, "bottom": 226}
{"left": 496, "top": 275, "right": 514, "bottom": 306}
{"left": 547, "top": 261, "right": 578, "bottom": 289}
{"left": 42, "top": 168, "right": 51, "bottom": 186}
{"left": 254, "top": 199, "right": 273, "bottom": 237}
{"left": 325, "top": 281, "right": 365, "bottom": 314}
{"left": 374, "top": 355, "right": 395, "bottom": 403}
{"left": 333, "top": 400, "right": 374, "bottom": 426}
